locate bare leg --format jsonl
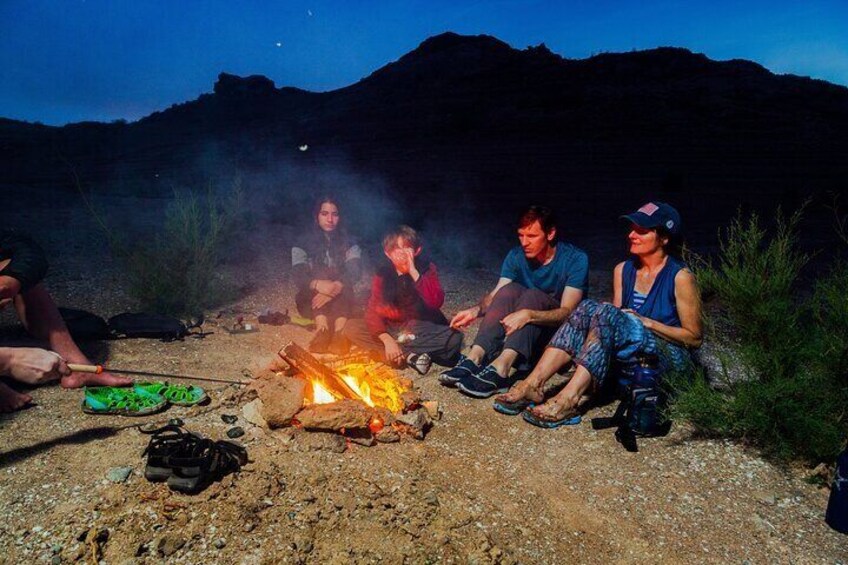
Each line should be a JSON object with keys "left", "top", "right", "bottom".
{"left": 15, "top": 285, "right": 131, "bottom": 389}
{"left": 0, "top": 381, "right": 32, "bottom": 412}
{"left": 489, "top": 348, "right": 519, "bottom": 377}
{"left": 527, "top": 365, "right": 593, "bottom": 421}
{"left": 314, "top": 314, "right": 329, "bottom": 332}
{"left": 333, "top": 317, "right": 347, "bottom": 333}
{"left": 496, "top": 347, "right": 572, "bottom": 404}
{"left": 466, "top": 344, "right": 486, "bottom": 365}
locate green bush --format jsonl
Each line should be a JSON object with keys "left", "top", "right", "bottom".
{"left": 123, "top": 180, "right": 244, "bottom": 317}
{"left": 670, "top": 209, "right": 848, "bottom": 462}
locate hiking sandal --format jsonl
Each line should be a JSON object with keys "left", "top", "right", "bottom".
{"left": 134, "top": 382, "right": 208, "bottom": 406}
{"left": 139, "top": 424, "right": 203, "bottom": 481}
{"left": 166, "top": 438, "right": 248, "bottom": 494}
{"left": 82, "top": 386, "right": 167, "bottom": 416}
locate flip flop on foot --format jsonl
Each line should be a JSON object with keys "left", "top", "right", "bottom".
{"left": 493, "top": 380, "right": 543, "bottom": 415}
{"left": 522, "top": 404, "right": 581, "bottom": 428}
{"left": 492, "top": 397, "right": 535, "bottom": 416}
{"left": 82, "top": 386, "right": 167, "bottom": 416}
{"left": 134, "top": 382, "right": 208, "bottom": 406}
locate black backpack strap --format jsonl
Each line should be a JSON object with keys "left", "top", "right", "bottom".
{"left": 590, "top": 396, "right": 629, "bottom": 430}
{"left": 591, "top": 396, "right": 639, "bottom": 452}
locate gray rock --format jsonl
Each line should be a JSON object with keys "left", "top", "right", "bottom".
{"left": 106, "top": 467, "right": 133, "bottom": 483}
{"left": 241, "top": 399, "right": 268, "bottom": 428}
{"left": 753, "top": 490, "right": 777, "bottom": 506}
{"left": 423, "top": 491, "right": 440, "bottom": 506}
{"left": 213, "top": 538, "right": 227, "bottom": 549}
{"left": 156, "top": 535, "right": 185, "bottom": 557}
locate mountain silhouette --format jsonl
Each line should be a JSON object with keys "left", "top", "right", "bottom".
{"left": 3, "top": 32, "right": 847, "bottom": 235}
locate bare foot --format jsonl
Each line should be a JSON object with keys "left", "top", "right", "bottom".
{"left": 528, "top": 397, "right": 579, "bottom": 422}
{"left": 495, "top": 379, "right": 544, "bottom": 404}
{"left": 0, "top": 381, "right": 33, "bottom": 412}
{"left": 61, "top": 371, "right": 132, "bottom": 389}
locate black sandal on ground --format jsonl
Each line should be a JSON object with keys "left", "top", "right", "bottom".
{"left": 140, "top": 424, "right": 203, "bottom": 481}
{"left": 166, "top": 438, "right": 248, "bottom": 494}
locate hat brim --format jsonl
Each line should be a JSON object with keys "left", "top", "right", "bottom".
{"left": 620, "top": 213, "right": 662, "bottom": 229}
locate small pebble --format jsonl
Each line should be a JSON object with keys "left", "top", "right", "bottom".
{"left": 106, "top": 467, "right": 133, "bottom": 483}
{"left": 168, "top": 418, "right": 184, "bottom": 426}
{"left": 221, "top": 414, "right": 238, "bottom": 424}
{"left": 226, "top": 426, "right": 245, "bottom": 439}
{"left": 213, "top": 538, "right": 227, "bottom": 549}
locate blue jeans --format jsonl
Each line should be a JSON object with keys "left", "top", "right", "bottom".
{"left": 548, "top": 300, "right": 692, "bottom": 387}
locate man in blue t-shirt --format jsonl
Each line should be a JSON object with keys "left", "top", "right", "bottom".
{"left": 440, "top": 206, "right": 588, "bottom": 397}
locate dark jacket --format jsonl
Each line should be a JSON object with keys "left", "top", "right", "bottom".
{"left": 291, "top": 227, "right": 362, "bottom": 291}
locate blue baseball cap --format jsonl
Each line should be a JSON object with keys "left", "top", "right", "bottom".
{"left": 621, "top": 202, "right": 682, "bottom": 235}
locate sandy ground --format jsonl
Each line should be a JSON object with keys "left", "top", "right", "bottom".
{"left": 1, "top": 189, "right": 846, "bottom": 564}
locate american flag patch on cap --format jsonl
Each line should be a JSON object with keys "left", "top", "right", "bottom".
{"left": 638, "top": 202, "right": 659, "bottom": 216}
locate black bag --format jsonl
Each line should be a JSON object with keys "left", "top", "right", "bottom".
{"left": 59, "top": 308, "right": 111, "bottom": 341}
{"left": 108, "top": 312, "right": 200, "bottom": 342}
{"left": 591, "top": 379, "right": 671, "bottom": 453}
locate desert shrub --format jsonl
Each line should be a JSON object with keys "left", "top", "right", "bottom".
{"left": 123, "top": 180, "right": 245, "bottom": 317}
{"left": 669, "top": 209, "right": 848, "bottom": 462}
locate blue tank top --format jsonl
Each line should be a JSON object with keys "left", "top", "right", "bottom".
{"left": 622, "top": 256, "right": 686, "bottom": 328}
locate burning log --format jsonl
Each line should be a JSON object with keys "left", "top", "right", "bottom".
{"left": 279, "top": 343, "right": 361, "bottom": 403}
{"left": 295, "top": 399, "right": 372, "bottom": 431}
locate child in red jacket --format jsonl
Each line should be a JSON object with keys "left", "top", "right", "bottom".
{"left": 343, "top": 226, "right": 462, "bottom": 374}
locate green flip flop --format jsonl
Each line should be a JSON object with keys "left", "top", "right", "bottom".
{"left": 82, "top": 386, "right": 167, "bottom": 416}
{"left": 134, "top": 382, "right": 208, "bottom": 406}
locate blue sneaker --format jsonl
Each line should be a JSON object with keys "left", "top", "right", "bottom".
{"left": 438, "top": 355, "right": 481, "bottom": 387}
{"left": 457, "top": 366, "right": 521, "bottom": 398}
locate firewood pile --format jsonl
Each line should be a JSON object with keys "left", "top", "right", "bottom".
{"left": 241, "top": 342, "right": 441, "bottom": 446}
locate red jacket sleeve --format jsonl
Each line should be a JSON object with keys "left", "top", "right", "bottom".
{"left": 364, "top": 275, "right": 387, "bottom": 336}
{"left": 415, "top": 263, "right": 445, "bottom": 310}
{"left": 366, "top": 274, "right": 403, "bottom": 336}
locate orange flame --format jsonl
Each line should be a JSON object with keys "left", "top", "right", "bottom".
{"left": 302, "top": 361, "right": 408, "bottom": 413}
{"left": 311, "top": 381, "right": 336, "bottom": 404}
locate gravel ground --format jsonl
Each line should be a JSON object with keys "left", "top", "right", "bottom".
{"left": 1, "top": 189, "right": 846, "bottom": 564}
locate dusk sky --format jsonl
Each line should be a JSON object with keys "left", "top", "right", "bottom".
{"left": 2, "top": 0, "right": 847, "bottom": 126}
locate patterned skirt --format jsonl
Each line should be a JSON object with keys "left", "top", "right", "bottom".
{"left": 548, "top": 299, "right": 693, "bottom": 387}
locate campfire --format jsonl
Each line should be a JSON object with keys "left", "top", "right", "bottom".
{"left": 243, "top": 343, "right": 439, "bottom": 445}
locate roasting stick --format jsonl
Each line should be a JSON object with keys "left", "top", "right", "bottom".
{"left": 67, "top": 363, "right": 250, "bottom": 386}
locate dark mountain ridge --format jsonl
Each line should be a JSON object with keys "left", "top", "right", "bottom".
{"left": 3, "top": 32, "right": 847, "bottom": 236}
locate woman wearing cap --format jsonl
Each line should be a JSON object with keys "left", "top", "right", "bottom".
{"left": 493, "top": 201, "right": 703, "bottom": 427}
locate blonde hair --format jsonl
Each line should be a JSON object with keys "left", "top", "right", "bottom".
{"left": 382, "top": 225, "right": 420, "bottom": 251}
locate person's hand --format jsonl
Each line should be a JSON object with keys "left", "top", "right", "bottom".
{"left": 388, "top": 247, "right": 417, "bottom": 276}
{"left": 400, "top": 248, "right": 419, "bottom": 279}
{"left": 313, "top": 280, "right": 334, "bottom": 295}
{"left": 327, "top": 281, "right": 344, "bottom": 297}
{"left": 6, "top": 348, "right": 71, "bottom": 385}
{"left": 382, "top": 338, "right": 404, "bottom": 366}
{"left": 501, "top": 309, "right": 532, "bottom": 336}
{"left": 312, "top": 293, "right": 334, "bottom": 311}
{"left": 450, "top": 306, "right": 480, "bottom": 330}
{"left": 0, "top": 298, "right": 12, "bottom": 310}
{"left": 621, "top": 309, "right": 654, "bottom": 330}
{"left": 0, "top": 275, "right": 22, "bottom": 302}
